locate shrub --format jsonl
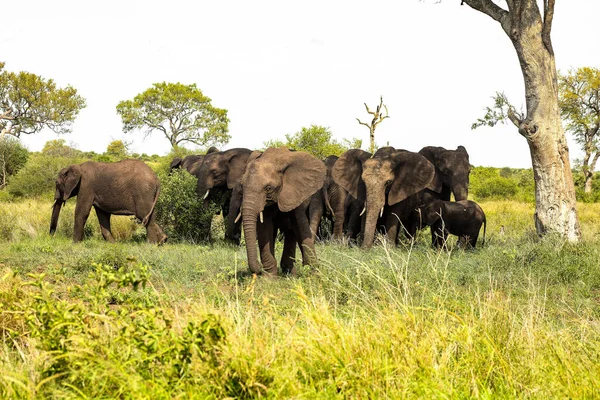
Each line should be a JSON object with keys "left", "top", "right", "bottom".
{"left": 154, "top": 169, "right": 221, "bottom": 243}
{"left": 7, "top": 153, "right": 86, "bottom": 198}
{"left": 0, "top": 136, "right": 29, "bottom": 189}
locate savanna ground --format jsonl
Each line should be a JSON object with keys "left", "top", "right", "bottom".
{"left": 1, "top": 199, "right": 600, "bottom": 398}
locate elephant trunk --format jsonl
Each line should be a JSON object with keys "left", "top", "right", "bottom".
{"left": 50, "top": 199, "right": 63, "bottom": 235}
{"left": 452, "top": 175, "right": 469, "bottom": 201}
{"left": 242, "top": 199, "right": 263, "bottom": 274}
{"left": 361, "top": 190, "right": 386, "bottom": 249}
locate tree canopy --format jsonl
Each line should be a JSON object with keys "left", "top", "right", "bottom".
{"left": 263, "top": 125, "right": 362, "bottom": 159}
{"left": 558, "top": 67, "right": 600, "bottom": 193}
{"left": 105, "top": 140, "right": 130, "bottom": 161}
{"left": 116, "top": 82, "right": 230, "bottom": 149}
{"left": 0, "top": 62, "right": 86, "bottom": 138}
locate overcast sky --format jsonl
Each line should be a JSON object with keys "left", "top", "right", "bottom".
{"left": 3, "top": 0, "right": 599, "bottom": 168}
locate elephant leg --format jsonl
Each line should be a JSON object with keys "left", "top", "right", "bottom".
{"left": 291, "top": 204, "right": 317, "bottom": 266}
{"left": 383, "top": 206, "right": 401, "bottom": 246}
{"left": 280, "top": 222, "right": 297, "bottom": 275}
{"left": 73, "top": 195, "right": 93, "bottom": 242}
{"left": 225, "top": 185, "right": 243, "bottom": 245}
{"left": 257, "top": 207, "right": 278, "bottom": 276}
{"left": 94, "top": 206, "right": 115, "bottom": 242}
{"left": 431, "top": 221, "right": 445, "bottom": 248}
{"left": 308, "top": 194, "right": 324, "bottom": 241}
{"left": 145, "top": 213, "right": 167, "bottom": 244}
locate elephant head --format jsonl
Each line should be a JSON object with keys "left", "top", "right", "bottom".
{"left": 241, "top": 147, "right": 326, "bottom": 274}
{"left": 417, "top": 199, "right": 445, "bottom": 227}
{"left": 170, "top": 146, "right": 219, "bottom": 174}
{"left": 418, "top": 146, "right": 470, "bottom": 201}
{"left": 196, "top": 148, "right": 252, "bottom": 202}
{"left": 332, "top": 147, "right": 435, "bottom": 249}
{"left": 50, "top": 165, "right": 82, "bottom": 235}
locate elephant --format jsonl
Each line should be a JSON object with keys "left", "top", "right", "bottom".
{"left": 418, "top": 146, "right": 471, "bottom": 202}
{"left": 417, "top": 199, "right": 486, "bottom": 248}
{"left": 195, "top": 148, "right": 253, "bottom": 245}
{"left": 241, "top": 147, "right": 326, "bottom": 276}
{"left": 50, "top": 159, "right": 167, "bottom": 244}
{"left": 332, "top": 146, "right": 436, "bottom": 249}
{"left": 169, "top": 146, "right": 219, "bottom": 174}
{"left": 307, "top": 155, "right": 346, "bottom": 241}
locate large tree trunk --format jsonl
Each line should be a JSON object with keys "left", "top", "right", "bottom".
{"left": 463, "top": 0, "right": 581, "bottom": 241}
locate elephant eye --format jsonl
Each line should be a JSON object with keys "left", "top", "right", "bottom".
{"left": 386, "top": 180, "right": 392, "bottom": 185}
{"left": 265, "top": 185, "right": 272, "bottom": 192}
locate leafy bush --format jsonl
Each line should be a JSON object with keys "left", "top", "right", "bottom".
{"left": 154, "top": 169, "right": 221, "bottom": 243}
{"left": 0, "top": 136, "right": 29, "bottom": 189}
{"left": 470, "top": 166, "right": 534, "bottom": 202}
{"left": 7, "top": 153, "right": 86, "bottom": 198}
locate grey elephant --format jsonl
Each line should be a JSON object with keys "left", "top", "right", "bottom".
{"left": 418, "top": 146, "right": 471, "bottom": 202}
{"left": 332, "top": 147, "right": 435, "bottom": 249}
{"left": 417, "top": 199, "right": 486, "bottom": 248}
{"left": 169, "top": 146, "right": 219, "bottom": 175}
{"left": 241, "top": 147, "right": 326, "bottom": 276}
{"left": 195, "top": 148, "right": 252, "bottom": 245}
{"left": 50, "top": 159, "right": 167, "bottom": 244}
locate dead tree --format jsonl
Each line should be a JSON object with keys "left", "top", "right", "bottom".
{"left": 356, "top": 96, "right": 390, "bottom": 154}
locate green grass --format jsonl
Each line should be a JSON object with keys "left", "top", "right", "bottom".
{"left": 1, "top": 200, "right": 600, "bottom": 398}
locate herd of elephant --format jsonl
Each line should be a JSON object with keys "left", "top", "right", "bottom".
{"left": 49, "top": 145, "right": 486, "bottom": 276}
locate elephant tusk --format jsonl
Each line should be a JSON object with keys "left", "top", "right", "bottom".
{"left": 234, "top": 212, "right": 242, "bottom": 223}
{"left": 360, "top": 206, "right": 366, "bottom": 216}
{"left": 259, "top": 211, "right": 264, "bottom": 223}
{"left": 380, "top": 207, "right": 384, "bottom": 218}
{"left": 203, "top": 189, "right": 210, "bottom": 200}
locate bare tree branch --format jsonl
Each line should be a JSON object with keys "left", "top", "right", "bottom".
{"left": 542, "top": 0, "right": 555, "bottom": 55}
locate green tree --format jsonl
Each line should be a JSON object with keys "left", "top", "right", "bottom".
{"left": 116, "top": 82, "right": 230, "bottom": 149}
{"left": 0, "top": 136, "right": 28, "bottom": 188}
{"left": 105, "top": 140, "right": 130, "bottom": 161}
{"left": 264, "top": 125, "right": 361, "bottom": 159}
{"left": 42, "top": 139, "right": 82, "bottom": 158}
{"left": 558, "top": 67, "right": 600, "bottom": 194}
{"left": 0, "top": 62, "right": 86, "bottom": 138}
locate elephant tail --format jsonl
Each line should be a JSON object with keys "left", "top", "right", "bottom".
{"left": 481, "top": 215, "right": 486, "bottom": 247}
{"left": 142, "top": 183, "right": 160, "bottom": 227}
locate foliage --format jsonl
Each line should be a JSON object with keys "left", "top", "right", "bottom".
{"left": 264, "top": 125, "right": 362, "bottom": 159}
{"left": 559, "top": 67, "right": 600, "bottom": 191}
{"left": 1, "top": 202, "right": 600, "bottom": 397}
{"left": 0, "top": 61, "right": 86, "bottom": 137}
{"left": 7, "top": 153, "right": 85, "bottom": 198}
{"left": 470, "top": 166, "right": 535, "bottom": 202}
{"left": 471, "top": 91, "right": 523, "bottom": 130}
{"left": 116, "top": 82, "right": 230, "bottom": 149}
{"left": 154, "top": 169, "right": 222, "bottom": 243}
{"left": 0, "top": 136, "right": 28, "bottom": 188}
{"left": 41, "top": 139, "right": 82, "bottom": 158}
{"left": 104, "top": 140, "right": 130, "bottom": 161}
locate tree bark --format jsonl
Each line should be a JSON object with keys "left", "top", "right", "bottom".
{"left": 463, "top": 0, "right": 581, "bottom": 241}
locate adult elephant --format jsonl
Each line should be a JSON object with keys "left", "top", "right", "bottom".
{"left": 332, "top": 147, "right": 435, "bottom": 249}
{"left": 418, "top": 146, "right": 471, "bottom": 202}
{"left": 50, "top": 160, "right": 167, "bottom": 244}
{"left": 241, "top": 147, "right": 326, "bottom": 276}
{"left": 307, "top": 155, "right": 346, "bottom": 241}
{"left": 195, "top": 148, "right": 252, "bottom": 245}
{"left": 169, "top": 146, "right": 219, "bottom": 174}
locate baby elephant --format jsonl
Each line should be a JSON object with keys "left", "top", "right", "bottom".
{"left": 418, "top": 199, "right": 486, "bottom": 249}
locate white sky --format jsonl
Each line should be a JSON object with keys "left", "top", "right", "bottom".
{"left": 2, "top": 0, "right": 599, "bottom": 168}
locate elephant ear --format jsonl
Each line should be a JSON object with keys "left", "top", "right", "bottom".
{"left": 388, "top": 151, "right": 435, "bottom": 205}
{"left": 62, "top": 165, "right": 81, "bottom": 201}
{"left": 279, "top": 151, "right": 326, "bottom": 212}
{"left": 170, "top": 158, "right": 182, "bottom": 170}
{"left": 226, "top": 149, "right": 252, "bottom": 189}
{"left": 331, "top": 149, "right": 371, "bottom": 200}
